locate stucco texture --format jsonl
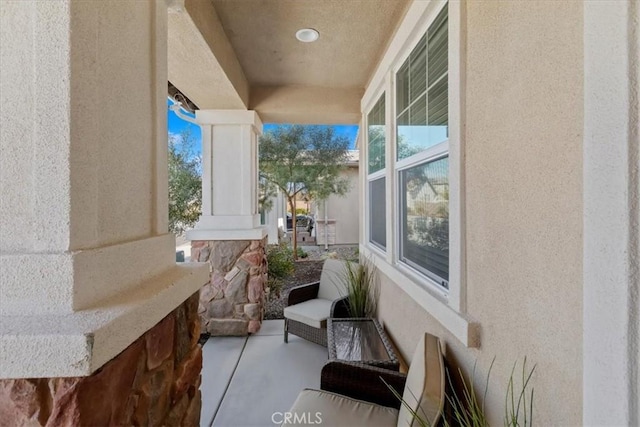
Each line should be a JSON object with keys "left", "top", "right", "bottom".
{"left": 1, "top": 0, "right": 163, "bottom": 252}
{"left": 377, "top": 2, "right": 584, "bottom": 425}
{"left": 69, "top": 0, "right": 159, "bottom": 249}
{"left": 317, "top": 166, "right": 360, "bottom": 245}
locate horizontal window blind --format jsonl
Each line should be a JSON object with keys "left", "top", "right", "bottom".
{"left": 397, "top": 5, "right": 449, "bottom": 160}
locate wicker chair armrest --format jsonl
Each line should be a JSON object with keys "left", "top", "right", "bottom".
{"left": 320, "top": 361, "right": 407, "bottom": 409}
{"left": 286, "top": 282, "right": 320, "bottom": 307}
{"left": 330, "top": 296, "right": 350, "bottom": 318}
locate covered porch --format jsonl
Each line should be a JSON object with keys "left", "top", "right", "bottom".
{"left": 0, "top": 0, "right": 638, "bottom": 426}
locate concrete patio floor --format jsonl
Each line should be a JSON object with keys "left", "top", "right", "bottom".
{"left": 200, "top": 320, "right": 328, "bottom": 427}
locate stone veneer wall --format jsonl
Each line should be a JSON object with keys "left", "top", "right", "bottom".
{"left": 0, "top": 293, "right": 202, "bottom": 426}
{"left": 191, "top": 238, "right": 267, "bottom": 336}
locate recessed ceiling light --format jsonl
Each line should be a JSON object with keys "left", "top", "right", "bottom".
{"left": 296, "top": 28, "right": 319, "bottom": 43}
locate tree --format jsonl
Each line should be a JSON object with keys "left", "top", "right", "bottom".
{"left": 168, "top": 129, "right": 202, "bottom": 234}
{"left": 368, "top": 125, "right": 419, "bottom": 169}
{"left": 259, "top": 125, "right": 350, "bottom": 259}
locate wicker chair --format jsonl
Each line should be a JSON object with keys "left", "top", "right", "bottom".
{"left": 282, "top": 333, "right": 446, "bottom": 427}
{"left": 283, "top": 259, "right": 350, "bottom": 346}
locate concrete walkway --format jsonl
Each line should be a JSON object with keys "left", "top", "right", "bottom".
{"left": 200, "top": 320, "right": 328, "bottom": 427}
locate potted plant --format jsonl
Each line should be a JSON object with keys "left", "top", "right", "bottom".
{"left": 341, "top": 258, "right": 378, "bottom": 318}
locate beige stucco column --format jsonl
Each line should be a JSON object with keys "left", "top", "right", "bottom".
{"left": 583, "top": 1, "right": 639, "bottom": 424}
{"left": 0, "top": 0, "right": 208, "bottom": 380}
{"left": 187, "top": 110, "right": 267, "bottom": 241}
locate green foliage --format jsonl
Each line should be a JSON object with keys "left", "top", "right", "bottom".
{"left": 267, "top": 277, "right": 283, "bottom": 301}
{"left": 266, "top": 243, "right": 295, "bottom": 280}
{"left": 380, "top": 377, "right": 431, "bottom": 427}
{"left": 259, "top": 178, "right": 277, "bottom": 213}
{"left": 445, "top": 360, "right": 493, "bottom": 427}
{"left": 260, "top": 125, "right": 350, "bottom": 259}
{"left": 295, "top": 208, "right": 309, "bottom": 215}
{"left": 296, "top": 247, "right": 308, "bottom": 259}
{"left": 384, "top": 357, "right": 537, "bottom": 427}
{"left": 168, "top": 130, "right": 201, "bottom": 234}
{"left": 368, "top": 126, "right": 419, "bottom": 170}
{"left": 340, "top": 258, "right": 378, "bottom": 318}
{"left": 504, "top": 358, "right": 535, "bottom": 427}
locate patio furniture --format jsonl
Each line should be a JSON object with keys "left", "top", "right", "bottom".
{"left": 327, "top": 318, "right": 400, "bottom": 370}
{"left": 283, "top": 259, "right": 350, "bottom": 346}
{"left": 282, "top": 333, "right": 445, "bottom": 427}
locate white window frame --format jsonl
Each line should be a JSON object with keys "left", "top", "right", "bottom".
{"left": 364, "top": 81, "right": 389, "bottom": 255}
{"left": 360, "top": 0, "right": 474, "bottom": 347}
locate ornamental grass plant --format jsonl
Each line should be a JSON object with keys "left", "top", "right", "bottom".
{"left": 339, "top": 258, "right": 379, "bottom": 318}
{"left": 384, "top": 357, "right": 536, "bottom": 427}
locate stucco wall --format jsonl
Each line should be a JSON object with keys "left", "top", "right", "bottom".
{"left": 376, "top": 2, "right": 583, "bottom": 425}
{"left": 0, "top": 0, "right": 182, "bottom": 316}
{"left": 0, "top": 0, "right": 163, "bottom": 253}
{"left": 70, "top": 0, "right": 163, "bottom": 249}
{"left": 1, "top": 1, "right": 71, "bottom": 253}
{"left": 317, "top": 166, "right": 359, "bottom": 245}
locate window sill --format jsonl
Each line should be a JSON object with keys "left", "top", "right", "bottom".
{"left": 361, "top": 244, "right": 480, "bottom": 348}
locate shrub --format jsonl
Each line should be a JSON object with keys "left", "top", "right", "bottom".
{"left": 266, "top": 277, "right": 283, "bottom": 301}
{"left": 296, "top": 247, "right": 308, "bottom": 259}
{"left": 266, "top": 243, "right": 294, "bottom": 280}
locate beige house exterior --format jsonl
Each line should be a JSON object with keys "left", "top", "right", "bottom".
{"left": 0, "top": 0, "right": 638, "bottom": 425}
{"left": 314, "top": 152, "right": 360, "bottom": 246}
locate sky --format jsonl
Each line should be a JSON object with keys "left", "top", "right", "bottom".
{"left": 168, "top": 99, "right": 359, "bottom": 151}
{"left": 168, "top": 99, "right": 201, "bottom": 141}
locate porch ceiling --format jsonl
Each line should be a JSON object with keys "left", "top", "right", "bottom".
{"left": 168, "top": 0, "right": 410, "bottom": 124}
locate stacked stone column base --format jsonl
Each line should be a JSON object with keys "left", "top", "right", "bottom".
{"left": 192, "top": 238, "right": 268, "bottom": 336}
{"left": 0, "top": 294, "right": 202, "bottom": 426}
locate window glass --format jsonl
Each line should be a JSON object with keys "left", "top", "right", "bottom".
{"left": 369, "top": 177, "right": 387, "bottom": 248}
{"left": 367, "top": 95, "right": 386, "bottom": 174}
{"left": 397, "top": 5, "right": 448, "bottom": 160}
{"left": 400, "top": 156, "right": 449, "bottom": 287}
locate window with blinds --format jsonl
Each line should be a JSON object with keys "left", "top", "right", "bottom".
{"left": 367, "top": 93, "right": 386, "bottom": 249}
{"left": 396, "top": 5, "right": 448, "bottom": 161}
{"left": 368, "top": 95, "right": 386, "bottom": 174}
{"left": 396, "top": 3, "right": 450, "bottom": 289}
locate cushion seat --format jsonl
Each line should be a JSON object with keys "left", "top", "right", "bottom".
{"left": 282, "top": 388, "right": 399, "bottom": 426}
{"left": 283, "top": 299, "right": 333, "bottom": 329}
{"left": 285, "top": 333, "right": 445, "bottom": 426}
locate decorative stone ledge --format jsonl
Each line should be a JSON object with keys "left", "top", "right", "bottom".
{"left": 0, "top": 263, "right": 209, "bottom": 379}
{"left": 0, "top": 293, "right": 203, "bottom": 426}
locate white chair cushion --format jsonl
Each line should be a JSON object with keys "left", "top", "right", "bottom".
{"left": 397, "top": 333, "right": 445, "bottom": 427}
{"left": 283, "top": 299, "right": 333, "bottom": 329}
{"left": 283, "top": 388, "right": 398, "bottom": 427}
{"left": 317, "top": 259, "right": 349, "bottom": 301}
